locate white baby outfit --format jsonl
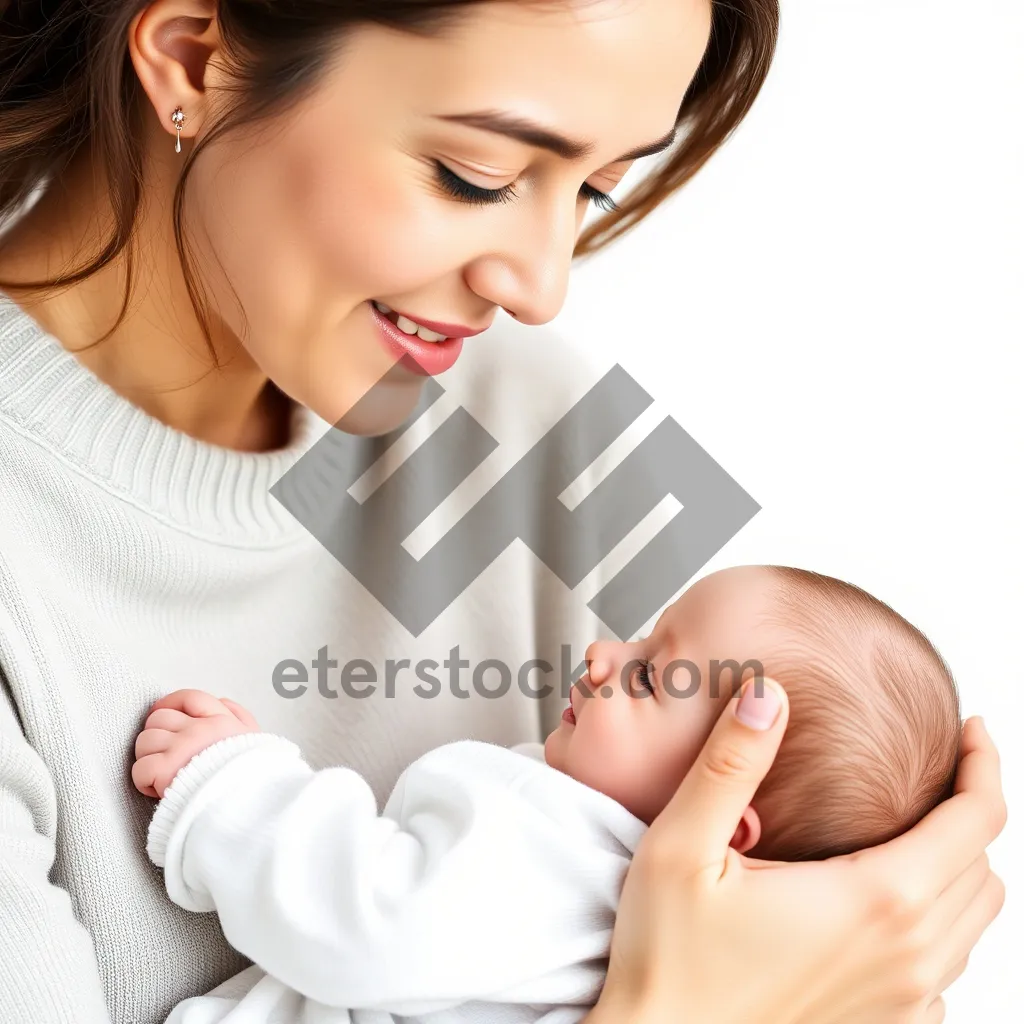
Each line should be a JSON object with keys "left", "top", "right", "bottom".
{"left": 148, "top": 735, "right": 648, "bottom": 1024}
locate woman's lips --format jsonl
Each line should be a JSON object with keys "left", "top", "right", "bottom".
{"left": 383, "top": 309, "right": 490, "bottom": 339}
{"left": 369, "top": 301, "right": 464, "bottom": 376}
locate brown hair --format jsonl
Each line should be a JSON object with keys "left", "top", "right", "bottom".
{"left": 753, "top": 567, "right": 961, "bottom": 862}
{"left": 0, "top": 0, "right": 779, "bottom": 359}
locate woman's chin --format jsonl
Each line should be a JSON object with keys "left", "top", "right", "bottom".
{"left": 314, "top": 369, "right": 428, "bottom": 436}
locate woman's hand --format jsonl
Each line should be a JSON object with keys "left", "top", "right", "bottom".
{"left": 132, "top": 689, "right": 261, "bottom": 799}
{"left": 589, "top": 679, "right": 1006, "bottom": 1024}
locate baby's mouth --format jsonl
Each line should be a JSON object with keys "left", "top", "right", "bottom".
{"left": 566, "top": 681, "right": 585, "bottom": 724}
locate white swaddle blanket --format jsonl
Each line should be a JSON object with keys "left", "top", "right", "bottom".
{"left": 148, "top": 736, "right": 647, "bottom": 1024}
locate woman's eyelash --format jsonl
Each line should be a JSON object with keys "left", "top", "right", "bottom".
{"left": 433, "top": 161, "right": 620, "bottom": 213}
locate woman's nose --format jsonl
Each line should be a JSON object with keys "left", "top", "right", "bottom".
{"left": 463, "top": 198, "right": 579, "bottom": 326}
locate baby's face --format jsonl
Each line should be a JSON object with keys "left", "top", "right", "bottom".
{"left": 545, "top": 565, "right": 777, "bottom": 824}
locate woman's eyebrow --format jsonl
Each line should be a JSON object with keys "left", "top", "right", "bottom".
{"left": 434, "top": 110, "right": 677, "bottom": 162}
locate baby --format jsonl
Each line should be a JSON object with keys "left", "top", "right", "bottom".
{"left": 133, "top": 565, "right": 961, "bottom": 1024}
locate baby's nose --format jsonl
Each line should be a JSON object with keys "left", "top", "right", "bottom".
{"left": 585, "top": 640, "right": 620, "bottom": 683}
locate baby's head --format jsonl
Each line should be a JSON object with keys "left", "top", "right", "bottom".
{"left": 545, "top": 565, "right": 961, "bottom": 860}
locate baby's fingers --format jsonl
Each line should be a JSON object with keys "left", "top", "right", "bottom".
{"left": 143, "top": 707, "right": 191, "bottom": 732}
{"left": 131, "top": 754, "right": 163, "bottom": 799}
{"left": 131, "top": 752, "right": 186, "bottom": 801}
{"left": 148, "top": 689, "right": 230, "bottom": 719}
{"left": 135, "top": 728, "right": 174, "bottom": 760}
{"left": 219, "top": 697, "right": 259, "bottom": 729}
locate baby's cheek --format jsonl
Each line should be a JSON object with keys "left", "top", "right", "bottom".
{"left": 625, "top": 725, "right": 698, "bottom": 823}
{"left": 573, "top": 730, "right": 647, "bottom": 816}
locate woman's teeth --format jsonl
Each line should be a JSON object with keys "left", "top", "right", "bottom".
{"left": 372, "top": 301, "right": 448, "bottom": 343}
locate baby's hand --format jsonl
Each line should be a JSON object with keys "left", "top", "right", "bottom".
{"left": 132, "top": 689, "right": 261, "bottom": 799}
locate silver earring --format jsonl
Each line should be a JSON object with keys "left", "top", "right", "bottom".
{"left": 170, "top": 107, "right": 187, "bottom": 153}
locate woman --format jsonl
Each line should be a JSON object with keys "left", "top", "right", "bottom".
{"left": 0, "top": 2, "right": 1005, "bottom": 1023}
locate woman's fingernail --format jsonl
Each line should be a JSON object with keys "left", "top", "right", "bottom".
{"left": 735, "top": 679, "right": 781, "bottom": 730}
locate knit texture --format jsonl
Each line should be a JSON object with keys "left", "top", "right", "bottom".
{"left": 0, "top": 291, "right": 609, "bottom": 1023}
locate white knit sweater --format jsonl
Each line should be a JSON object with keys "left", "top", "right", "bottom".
{"left": 0, "top": 291, "right": 609, "bottom": 1024}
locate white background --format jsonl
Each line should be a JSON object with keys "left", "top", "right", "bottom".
{"left": 554, "top": 0, "right": 1023, "bottom": 1019}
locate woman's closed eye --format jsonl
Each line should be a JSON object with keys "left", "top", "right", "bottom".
{"left": 434, "top": 160, "right": 620, "bottom": 212}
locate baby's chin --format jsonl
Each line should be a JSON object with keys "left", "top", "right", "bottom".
{"left": 541, "top": 729, "right": 613, "bottom": 798}
{"left": 540, "top": 732, "right": 672, "bottom": 825}
{"left": 543, "top": 724, "right": 581, "bottom": 780}
{"left": 542, "top": 727, "right": 561, "bottom": 770}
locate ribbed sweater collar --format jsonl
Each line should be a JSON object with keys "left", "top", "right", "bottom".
{"left": 0, "top": 290, "right": 327, "bottom": 544}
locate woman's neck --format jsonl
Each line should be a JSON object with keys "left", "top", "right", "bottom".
{"left": 0, "top": 147, "right": 293, "bottom": 453}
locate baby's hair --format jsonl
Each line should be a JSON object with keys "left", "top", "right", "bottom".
{"left": 750, "top": 566, "right": 961, "bottom": 862}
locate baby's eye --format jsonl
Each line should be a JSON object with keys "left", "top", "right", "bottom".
{"left": 633, "top": 658, "right": 655, "bottom": 695}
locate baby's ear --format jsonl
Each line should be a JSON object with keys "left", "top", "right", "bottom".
{"left": 728, "top": 806, "right": 762, "bottom": 854}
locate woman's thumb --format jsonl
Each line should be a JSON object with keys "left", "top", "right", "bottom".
{"left": 653, "top": 677, "right": 789, "bottom": 873}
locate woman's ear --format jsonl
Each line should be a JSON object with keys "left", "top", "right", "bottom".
{"left": 728, "top": 805, "right": 762, "bottom": 853}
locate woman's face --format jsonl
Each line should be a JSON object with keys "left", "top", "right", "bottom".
{"left": 190, "top": 0, "right": 712, "bottom": 432}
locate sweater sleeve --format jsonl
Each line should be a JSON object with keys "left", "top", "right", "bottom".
{"left": 149, "top": 738, "right": 611, "bottom": 1016}
{"left": 0, "top": 671, "right": 111, "bottom": 1023}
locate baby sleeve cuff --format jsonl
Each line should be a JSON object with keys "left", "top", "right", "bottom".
{"left": 146, "top": 732, "right": 301, "bottom": 868}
